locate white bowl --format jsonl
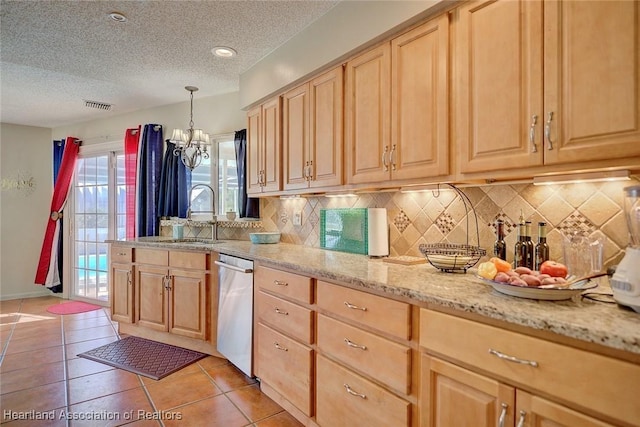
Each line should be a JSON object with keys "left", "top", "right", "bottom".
{"left": 249, "top": 232, "right": 281, "bottom": 244}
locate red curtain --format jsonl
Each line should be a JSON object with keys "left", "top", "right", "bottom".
{"left": 124, "top": 127, "right": 140, "bottom": 239}
{"left": 35, "top": 137, "right": 81, "bottom": 287}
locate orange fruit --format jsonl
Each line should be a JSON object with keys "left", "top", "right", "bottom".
{"left": 490, "top": 257, "right": 512, "bottom": 273}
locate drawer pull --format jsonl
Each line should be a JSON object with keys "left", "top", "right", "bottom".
{"left": 344, "top": 301, "right": 367, "bottom": 311}
{"left": 274, "top": 280, "right": 288, "bottom": 286}
{"left": 274, "top": 342, "right": 288, "bottom": 352}
{"left": 489, "top": 349, "right": 539, "bottom": 367}
{"left": 516, "top": 410, "right": 526, "bottom": 427}
{"left": 117, "top": 252, "right": 128, "bottom": 256}
{"left": 498, "top": 403, "right": 508, "bottom": 427}
{"left": 344, "top": 338, "right": 367, "bottom": 350}
{"left": 343, "top": 383, "right": 366, "bottom": 399}
{"left": 274, "top": 307, "right": 289, "bottom": 315}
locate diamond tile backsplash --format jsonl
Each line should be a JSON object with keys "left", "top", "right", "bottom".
{"left": 259, "top": 179, "right": 639, "bottom": 268}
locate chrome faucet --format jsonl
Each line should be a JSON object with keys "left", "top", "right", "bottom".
{"left": 187, "top": 183, "right": 218, "bottom": 240}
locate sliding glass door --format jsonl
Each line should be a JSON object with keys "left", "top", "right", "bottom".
{"left": 71, "top": 150, "right": 126, "bottom": 302}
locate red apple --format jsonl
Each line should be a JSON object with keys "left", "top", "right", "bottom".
{"left": 539, "top": 260, "right": 568, "bottom": 278}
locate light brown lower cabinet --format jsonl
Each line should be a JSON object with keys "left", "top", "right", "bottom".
{"left": 316, "top": 354, "right": 410, "bottom": 427}
{"left": 420, "top": 309, "right": 638, "bottom": 427}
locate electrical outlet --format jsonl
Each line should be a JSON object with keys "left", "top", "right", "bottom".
{"left": 293, "top": 211, "right": 302, "bottom": 226}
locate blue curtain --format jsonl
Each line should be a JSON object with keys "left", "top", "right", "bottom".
{"left": 50, "top": 139, "right": 66, "bottom": 293}
{"left": 137, "top": 124, "right": 164, "bottom": 237}
{"left": 234, "top": 129, "right": 260, "bottom": 218}
{"left": 158, "top": 141, "right": 191, "bottom": 219}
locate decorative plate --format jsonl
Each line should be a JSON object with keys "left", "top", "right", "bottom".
{"left": 477, "top": 276, "right": 598, "bottom": 301}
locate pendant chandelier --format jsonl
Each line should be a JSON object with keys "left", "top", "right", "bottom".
{"left": 170, "top": 86, "right": 210, "bottom": 170}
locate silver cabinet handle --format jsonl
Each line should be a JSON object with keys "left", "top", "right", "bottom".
{"left": 274, "top": 342, "right": 288, "bottom": 351}
{"left": 516, "top": 410, "right": 526, "bottom": 427}
{"left": 498, "top": 403, "right": 508, "bottom": 427}
{"left": 126, "top": 271, "right": 132, "bottom": 286}
{"left": 390, "top": 144, "right": 397, "bottom": 170}
{"left": 274, "top": 307, "right": 289, "bottom": 315}
{"left": 344, "top": 301, "right": 367, "bottom": 311}
{"left": 163, "top": 275, "right": 172, "bottom": 291}
{"left": 343, "top": 383, "right": 366, "bottom": 399}
{"left": 489, "top": 349, "right": 539, "bottom": 367}
{"left": 344, "top": 338, "right": 367, "bottom": 350}
{"left": 214, "top": 260, "right": 253, "bottom": 274}
{"left": 117, "top": 252, "right": 128, "bottom": 256}
{"left": 529, "top": 114, "right": 538, "bottom": 153}
{"left": 382, "top": 146, "right": 389, "bottom": 171}
{"left": 273, "top": 280, "right": 288, "bottom": 286}
{"left": 545, "top": 111, "right": 554, "bottom": 150}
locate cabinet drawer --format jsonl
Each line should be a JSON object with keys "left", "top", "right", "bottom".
{"left": 110, "top": 246, "right": 132, "bottom": 263}
{"left": 317, "top": 314, "right": 411, "bottom": 394}
{"left": 316, "top": 354, "right": 410, "bottom": 427}
{"left": 420, "top": 309, "right": 640, "bottom": 426}
{"left": 257, "top": 291, "right": 314, "bottom": 344}
{"left": 169, "top": 250, "right": 207, "bottom": 270}
{"left": 257, "top": 323, "right": 314, "bottom": 417}
{"left": 135, "top": 248, "right": 168, "bottom": 266}
{"left": 317, "top": 281, "right": 410, "bottom": 340}
{"left": 256, "top": 266, "right": 313, "bottom": 304}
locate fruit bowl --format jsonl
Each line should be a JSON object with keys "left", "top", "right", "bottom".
{"left": 249, "top": 232, "right": 281, "bottom": 244}
{"left": 419, "top": 243, "right": 485, "bottom": 273}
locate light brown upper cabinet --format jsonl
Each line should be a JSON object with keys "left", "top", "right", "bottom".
{"left": 248, "top": 96, "right": 282, "bottom": 195}
{"left": 283, "top": 66, "right": 344, "bottom": 191}
{"left": 456, "top": 0, "right": 640, "bottom": 174}
{"left": 346, "top": 13, "right": 450, "bottom": 186}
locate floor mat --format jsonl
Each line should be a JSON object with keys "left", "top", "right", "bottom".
{"left": 46, "top": 300, "right": 102, "bottom": 315}
{"left": 77, "top": 336, "right": 208, "bottom": 380}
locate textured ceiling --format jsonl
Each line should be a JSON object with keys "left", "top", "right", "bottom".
{"left": 0, "top": 0, "right": 339, "bottom": 128}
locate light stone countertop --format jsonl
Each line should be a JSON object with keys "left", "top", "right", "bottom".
{"left": 111, "top": 238, "right": 640, "bottom": 357}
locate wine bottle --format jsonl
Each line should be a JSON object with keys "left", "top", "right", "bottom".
{"left": 493, "top": 219, "right": 507, "bottom": 260}
{"left": 535, "top": 222, "right": 550, "bottom": 270}
{"left": 524, "top": 221, "right": 534, "bottom": 269}
{"left": 514, "top": 222, "right": 527, "bottom": 268}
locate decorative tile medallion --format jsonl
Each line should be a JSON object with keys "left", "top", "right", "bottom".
{"left": 393, "top": 209, "right": 411, "bottom": 233}
{"left": 435, "top": 212, "right": 455, "bottom": 234}
{"left": 557, "top": 212, "right": 596, "bottom": 236}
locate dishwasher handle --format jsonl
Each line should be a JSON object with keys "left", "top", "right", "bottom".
{"left": 214, "top": 260, "right": 253, "bottom": 274}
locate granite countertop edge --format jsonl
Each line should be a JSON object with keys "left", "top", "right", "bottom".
{"left": 109, "top": 238, "right": 640, "bottom": 356}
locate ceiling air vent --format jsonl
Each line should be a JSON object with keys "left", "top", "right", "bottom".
{"left": 84, "top": 100, "right": 113, "bottom": 111}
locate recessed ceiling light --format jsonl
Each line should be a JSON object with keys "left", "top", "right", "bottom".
{"left": 211, "top": 47, "right": 237, "bottom": 58}
{"left": 109, "top": 12, "right": 127, "bottom": 23}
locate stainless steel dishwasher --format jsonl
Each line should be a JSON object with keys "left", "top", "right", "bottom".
{"left": 215, "top": 254, "right": 254, "bottom": 377}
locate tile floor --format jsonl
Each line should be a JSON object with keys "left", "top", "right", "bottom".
{"left": 0, "top": 296, "right": 303, "bottom": 427}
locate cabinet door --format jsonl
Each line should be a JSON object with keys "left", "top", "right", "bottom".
{"left": 262, "top": 96, "right": 282, "bottom": 193}
{"left": 391, "top": 14, "right": 450, "bottom": 181}
{"left": 169, "top": 269, "right": 207, "bottom": 340}
{"left": 543, "top": 0, "right": 640, "bottom": 164}
{"left": 346, "top": 43, "right": 391, "bottom": 184}
{"left": 136, "top": 265, "right": 168, "bottom": 331}
{"left": 247, "top": 105, "right": 262, "bottom": 195}
{"left": 421, "top": 355, "right": 515, "bottom": 427}
{"left": 110, "top": 262, "right": 134, "bottom": 324}
{"left": 283, "top": 83, "right": 310, "bottom": 190}
{"left": 456, "top": 0, "right": 544, "bottom": 173}
{"left": 516, "top": 390, "right": 616, "bottom": 427}
{"left": 310, "top": 66, "right": 343, "bottom": 188}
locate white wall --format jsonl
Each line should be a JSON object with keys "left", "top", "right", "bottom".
{"left": 239, "top": 0, "right": 449, "bottom": 108}
{"left": 1, "top": 123, "right": 55, "bottom": 299}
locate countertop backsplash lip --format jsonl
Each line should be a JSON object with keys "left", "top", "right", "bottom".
{"left": 110, "top": 238, "right": 640, "bottom": 358}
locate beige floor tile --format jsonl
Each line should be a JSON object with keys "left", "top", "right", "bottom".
{"left": 162, "top": 395, "right": 250, "bottom": 427}
{"left": 64, "top": 325, "right": 117, "bottom": 344}
{"left": 255, "top": 411, "right": 305, "bottom": 427}
{"left": 201, "top": 361, "right": 257, "bottom": 392}
{"left": 4, "top": 333, "right": 64, "bottom": 355}
{"left": 0, "top": 381, "right": 67, "bottom": 418}
{"left": 145, "top": 370, "right": 222, "bottom": 411}
{"left": 67, "top": 369, "right": 142, "bottom": 405}
{"left": 0, "top": 345, "right": 64, "bottom": 373}
{"left": 138, "top": 362, "right": 201, "bottom": 386}
{"left": 63, "top": 316, "right": 115, "bottom": 332}
{"left": 68, "top": 387, "right": 154, "bottom": 427}
{"left": 65, "top": 336, "right": 119, "bottom": 360}
{"left": 0, "top": 361, "right": 65, "bottom": 395}
{"left": 66, "top": 356, "right": 114, "bottom": 379}
{"left": 226, "top": 384, "right": 283, "bottom": 423}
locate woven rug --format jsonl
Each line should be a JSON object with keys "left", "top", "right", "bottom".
{"left": 46, "top": 301, "right": 102, "bottom": 315}
{"left": 77, "top": 336, "right": 207, "bottom": 380}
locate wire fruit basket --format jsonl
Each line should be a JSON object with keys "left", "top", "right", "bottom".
{"left": 419, "top": 184, "right": 486, "bottom": 273}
